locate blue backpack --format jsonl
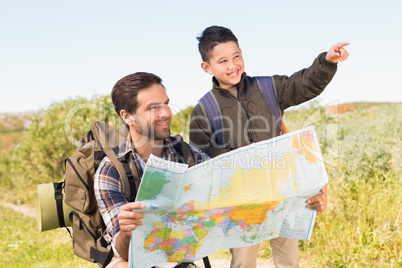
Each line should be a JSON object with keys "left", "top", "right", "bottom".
{"left": 199, "top": 76, "right": 287, "bottom": 146}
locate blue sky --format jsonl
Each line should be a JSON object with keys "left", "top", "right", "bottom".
{"left": 1, "top": 0, "right": 401, "bottom": 113}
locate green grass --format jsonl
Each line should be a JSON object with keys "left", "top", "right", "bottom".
{"left": 277, "top": 103, "right": 402, "bottom": 267}
{"left": 296, "top": 176, "right": 401, "bottom": 267}
{"left": 0, "top": 205, "right": 96, "bottom": 267}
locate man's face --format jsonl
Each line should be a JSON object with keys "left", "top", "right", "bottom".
{"left": 201, "top": 41, "right": 245, "bottom": 89}
{"left": 131, "top": 84, "right": 172, "bottom": 141}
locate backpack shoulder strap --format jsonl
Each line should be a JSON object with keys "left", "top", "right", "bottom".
{"left": 198, "top": 91, "right": 224, "bottom": 146}
{"left": 170, "top": 135, "right": 196, "bottom": 167}
{"left": 104, "top": 147, "right": 138, "bottom": 202}
{"left": 90, "top": 121, "right": 127, "bottom": 149}
{"left": 255, "top": 76, "right": 287, "bottom": 134}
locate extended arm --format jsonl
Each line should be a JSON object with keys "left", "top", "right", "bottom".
{"left": 274, "top": 42, "right": 349, "bottom": 110}
{"left": 273, "top": 52, "right": 338, "bottom": 110}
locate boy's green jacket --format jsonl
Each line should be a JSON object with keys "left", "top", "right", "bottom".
{"left": 189, "top": 52, "right": 337, "bottom": 157}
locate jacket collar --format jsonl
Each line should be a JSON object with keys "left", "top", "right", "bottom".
{"left": 212, "top": 72, "right": 247, "bottom": 94}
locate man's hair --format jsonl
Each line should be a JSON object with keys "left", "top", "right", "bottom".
{"left": 111, "top": 72, "right": 163, "bottom": 115}
{"left": 197, "top": 25, "right": 239, "bottom": 63}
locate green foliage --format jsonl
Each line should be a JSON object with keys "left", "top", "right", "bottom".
{"left": 170, "top": 106, "right": 194, "bottom": 142}
{"left": 0, "top": 95, "right": 123, "bottom": 204}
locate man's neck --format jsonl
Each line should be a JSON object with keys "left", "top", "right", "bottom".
{"left": 130, "top": 133, "right": 165, "bottom": 163}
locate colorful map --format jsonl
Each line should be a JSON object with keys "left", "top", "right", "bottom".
{"left": 129, "top": 126, "right": 328, "bottom": 268}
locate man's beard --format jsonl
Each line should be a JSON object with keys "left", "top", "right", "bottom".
{"left": 134, "top": 121, "right": 171, "bottom": 141}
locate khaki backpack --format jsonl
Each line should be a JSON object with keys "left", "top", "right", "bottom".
{"left": 63, "top": 121, "right": 208, "bottom": 267}
{"left": 64, "top": 121, "right": 136, "bottom": 265}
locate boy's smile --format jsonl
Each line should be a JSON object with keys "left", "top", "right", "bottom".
{"left": 201, "top": 41, "right": 245, "bottom": 90}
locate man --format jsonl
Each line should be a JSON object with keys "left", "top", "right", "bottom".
{"left": 94, "top": 72, "right": 209, "bottom": 268}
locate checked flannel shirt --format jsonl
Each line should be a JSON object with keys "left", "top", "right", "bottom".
{"left": 94, "top": 133, "right": 210, "bottom": 258}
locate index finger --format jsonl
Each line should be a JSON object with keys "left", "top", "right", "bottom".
{"left": 333, "top": 42, "right": 350, "bottom": 49}
{"left": 121, "top": 202, "right": 145, "bottom": 211}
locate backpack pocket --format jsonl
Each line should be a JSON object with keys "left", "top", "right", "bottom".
{"left": 70, "top": 210, "right": 108, "bottom": 263}
{"left": 65, "top": 155, "right": 96, "bottom": 213}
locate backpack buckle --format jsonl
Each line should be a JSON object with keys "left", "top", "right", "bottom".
{"left": 55, "top": 192, "right": 63, "bottom": 200}
{"left": 126, "top": 174, "right": 136, "bottom": 181}
{"left": 54, "top": 183, "right": 64, "bottom": 200}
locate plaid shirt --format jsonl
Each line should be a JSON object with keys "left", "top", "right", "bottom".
{"left": 94, "top": 133, "right": 209, "bottom": 256}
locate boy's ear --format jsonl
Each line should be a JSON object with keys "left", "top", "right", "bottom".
{"left": 201, "top": 62, "right": 213, "bottom": 75}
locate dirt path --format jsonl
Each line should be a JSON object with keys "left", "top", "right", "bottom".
{"left": 193, "top": 258, "right": 275, "bottom": 267}
{"left": 3, "top": 203, "right": 36, "bottom": 218}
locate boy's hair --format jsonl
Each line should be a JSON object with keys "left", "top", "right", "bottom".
{"left": 111, "top": 72, "right": 163, "bottom": 115}
{"left": 197, "top": 25, "right": 239, "bottom": 63}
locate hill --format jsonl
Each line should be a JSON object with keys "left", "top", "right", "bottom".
{"left": 0, "top": 111, "right": 43, "bottom": 152}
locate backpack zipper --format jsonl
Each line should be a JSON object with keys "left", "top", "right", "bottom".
{"left": 71, "top": 211, "right": 97, "bottom": 241}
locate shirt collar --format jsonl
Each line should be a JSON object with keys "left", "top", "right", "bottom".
{"left": 117, "top": 132, "right": 178, "bottom": 162}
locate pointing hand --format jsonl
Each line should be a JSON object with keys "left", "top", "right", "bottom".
{"left": 326, "top": 42, "right": 350, "bottom": 63}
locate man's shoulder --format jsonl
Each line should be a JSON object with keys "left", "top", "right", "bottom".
{"left": 187, "top": 143, "right": 207, "bottom": 155}
{"left": 187, "top": 143, "right": 210, "bottom": 163}
{"left": 95, "top": 156, "right": 120, "bottom": 182}
{"left": 169, "top": 136, "right": 210, "bottom": 163}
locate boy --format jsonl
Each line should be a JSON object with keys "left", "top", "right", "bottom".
{"left": 189, "top": 25, "right": 349, "bottom": 268}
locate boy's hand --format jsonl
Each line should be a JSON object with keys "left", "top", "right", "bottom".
{"left": 326, "top": 42, "right": 350, "bottom": 63}
{"left": 307, "top": 186, "right": 328, "bottom": 215}
{"left": 118, "top": 202, "right": 145, "bottom": 238}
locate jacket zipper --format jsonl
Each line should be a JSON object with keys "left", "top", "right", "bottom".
{"left": 221, "top": 89, "right": 255, "bottom": 144}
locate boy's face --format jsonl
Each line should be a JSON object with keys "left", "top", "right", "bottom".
{"left": 201, "top": 41, "right": 244, "bottom": 89}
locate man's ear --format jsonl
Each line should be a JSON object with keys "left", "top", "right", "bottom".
{"left": 120, "top": 109, "right": 133, "bottom": 126}
{"left": 201, "top": 62, "right": 213, "bottom": 75}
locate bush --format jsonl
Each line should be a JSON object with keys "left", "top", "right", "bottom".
{"left": 0, "top": 97, "right": 193, "bottom": 204}
{"left": 0, "top": 95, "right": 122, "bottom": 203}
